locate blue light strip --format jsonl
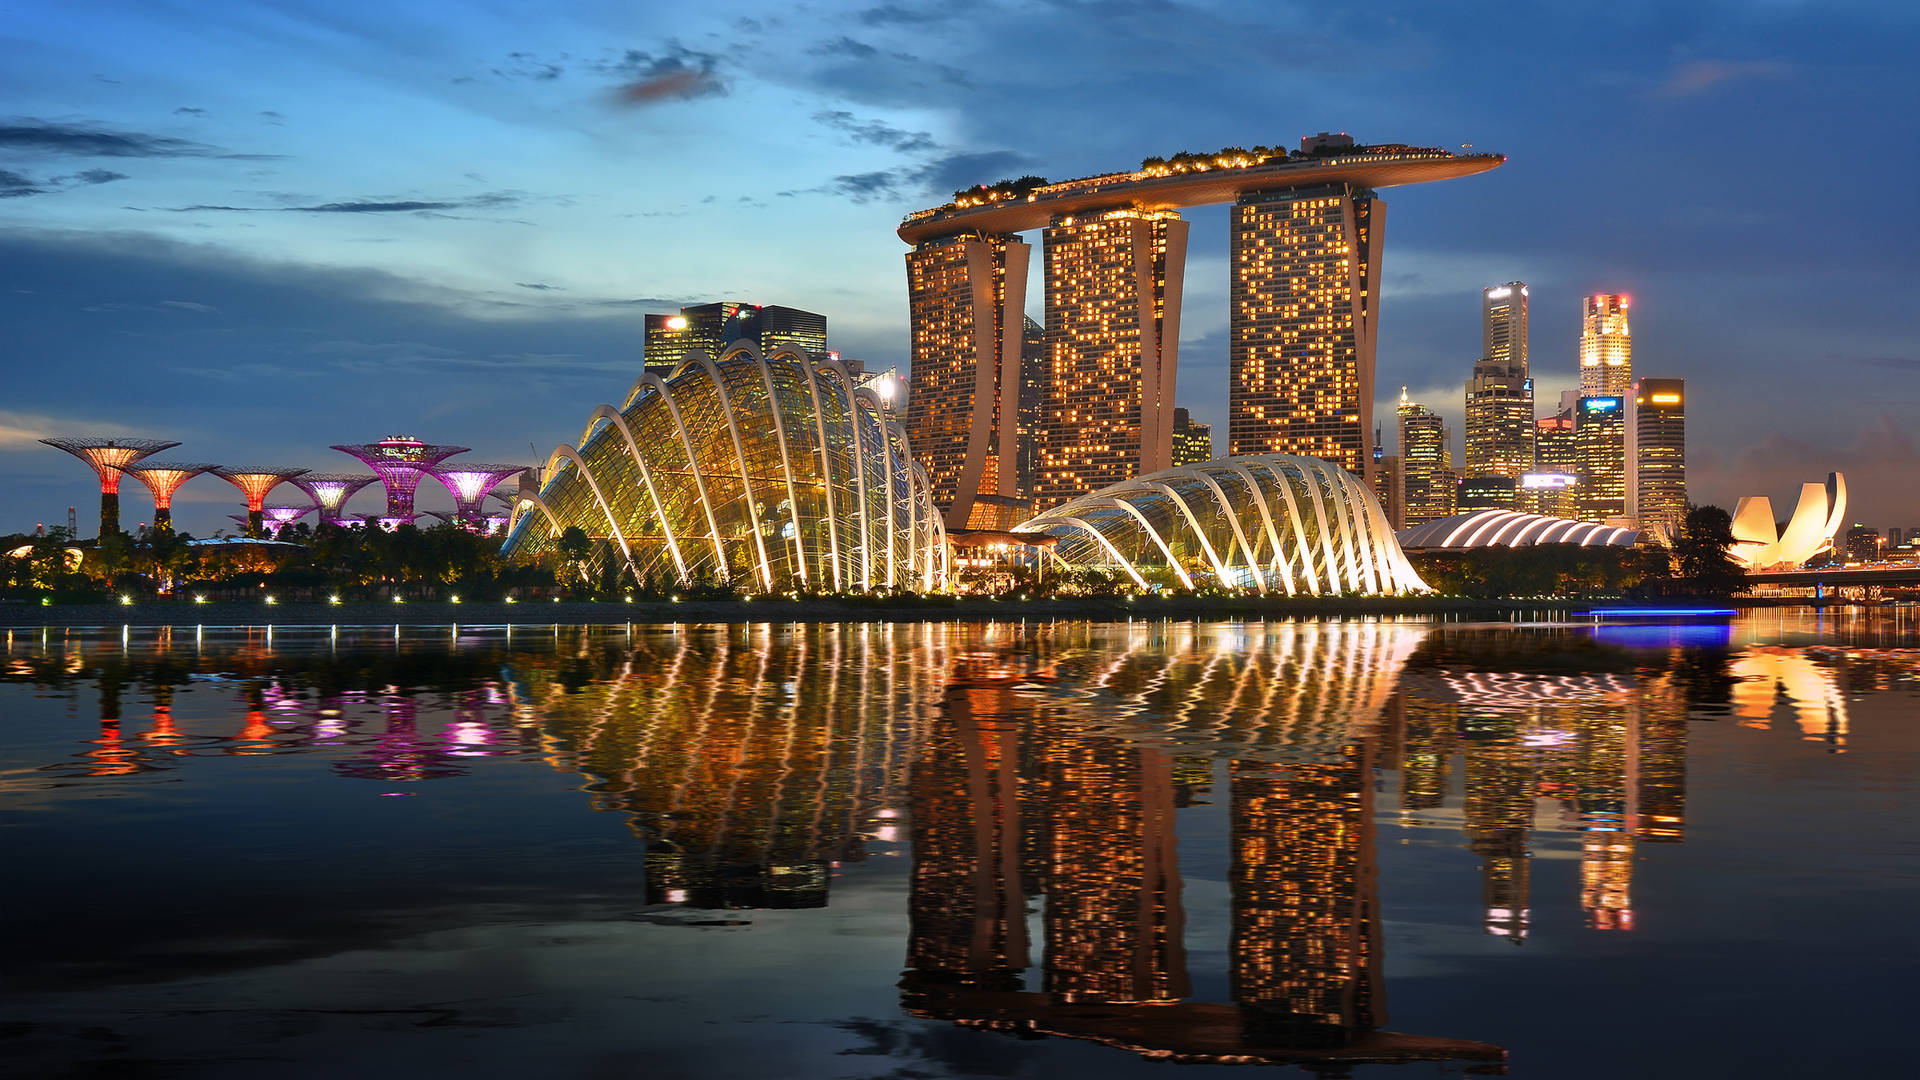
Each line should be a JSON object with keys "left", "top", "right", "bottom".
{"left": 1582, "top": 608, "right": 1738, "bottom": 617}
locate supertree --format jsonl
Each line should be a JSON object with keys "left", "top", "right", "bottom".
{"left": 432, "top": 463, "right": 527, "bottom": 522}
{"left": 112, "top": 461, "right": 218, "bottom": 534}
{"left": 228, "top": 505, "right": 311, "bottom": 538}
{"left": 330, "top": 436, "right": 469, "bottom": 519}
{"left": 39, "top": 436, "right": 181, "bottom": 537}
{"left": 215, "top": 467, "right": 309, "bottom": 537}
{"left": 287, "top": 473, "right": 379, "bottom": 527}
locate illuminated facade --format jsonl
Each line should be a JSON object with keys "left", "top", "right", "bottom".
{"left": 1228, "top": 185, "right": 1379, "bottom": 479}
{"left": 1463, "top": 283, "right": 1532, "bottom": 499}
{"left": 1627, "top": 377, "right": 1686, "bottom": 538}
{"left": 1579, "top": 294, "right": 1632, "bottom": 398}
{"left": 114, "top": 461, "right": 216, "bottom": 534}
{"left": 1036, "top": 208, "right": 1187, "bottom": 511}
{"left": 503, "top": 342, "right": 948, "bottom": 592}
{"left": 331, "top": 436, "right": 469, "bottom": 519}
{"left": 1526, "top": 411, "right": 1578, "bottom": 516}
{"left": 1014, "top": 453, "right": 1427, "bottom": 595}
{"left": 214, "top": 467, "right": 309, "bottom": 537}
{"left": 1396, "top": 390, "right": 1454, "bottom": 528}
{"left": 1170, "top": 407, "right": 1213, "bottom": 467}
{"left": 39, "top": 436, "right": 180, "bottom": 537}
{"left": 1574, "top": 396, "right": 1626, "bottom": 522}
{"left": 647, "top": 303, "right": 829, "bottom": 378}
{"left": 903, "top": 233, "right": 1031, "bottom": 530}
{"left": 1729, "top": 472, "right": 1847, "bottom": 569}
{"left": 1396, "top": 510, "right": 1639, "bottom": 551}
{"left": 288, "top": 473, "right": 379, "bottom": 527}
{"left": 1015, "top": 314, "right": 1048, "bottom": 497}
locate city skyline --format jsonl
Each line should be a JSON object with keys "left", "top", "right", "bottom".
{"left": 3, "top": 1, "right": 1917, "bottom": 535}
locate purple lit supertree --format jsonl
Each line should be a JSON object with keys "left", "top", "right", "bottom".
{"left": 40, "top": 436, "right": 181, "bottom": 537}
{"left": 261, "top": 504, "right": 314, "bottom": 537}
{"left": 215, "top": 467, "right": 309, "bottom": 537}
{"left": 287, "top": 473, "right": 379, "bottom": 527}
{"left": 331, "top": 436, "right": 469, "bottom": 519}
{"left": 112, "top": 461, "right": 218, "bottom": 534}
{"left": 432, "top": 463, "right": 527, "bottom": 523}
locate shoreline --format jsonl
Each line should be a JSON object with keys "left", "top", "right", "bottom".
{"left": 0, "top": 594, "right": 1856, "bottom": 630}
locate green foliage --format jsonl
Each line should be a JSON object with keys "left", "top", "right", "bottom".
{"left": 1406, "top": 543, "right": 1672, "bottom": 599}
{"left": 951, "top": 174, "right": 1050, "bottom": 203}
{"left": 1672, "top": 505, "right": 1749, "bottom": 596}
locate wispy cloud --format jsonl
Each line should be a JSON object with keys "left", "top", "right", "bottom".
{"left": 168, "top": 193, "right": 522, "bottom": 215}
{"left": 1650, "top": 59, "right": 1793, "bottom": 98}
{"left": 0, "top": 119, "right": 270, "bottom": 159}
{"left": 813, "top": 109, "right": 934, "bottom": 153}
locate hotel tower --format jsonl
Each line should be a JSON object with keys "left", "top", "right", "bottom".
{"left": 1463, "top": 282, "right": 1533, "bottom": 502}
{"left": 1579, "top": 294, "right": 1632, "bottom": 398}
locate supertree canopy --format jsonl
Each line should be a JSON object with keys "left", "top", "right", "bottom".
{"left": 331, "top": 436, "right": 469, "bottom": 518}
{"left": 215, "top": 467, "right": 309, "bottom": 537}
{"left": 288, "top": 473, "right": 379, "bottom": 526}
{"left": 112, "top": 461, "right": 217, "bottom": 534}
{"left": 40, "top": 436, "right": 181, "bottom": 537}
{"left": 232, "top": 505, "right": 314, "bottom": 538}
{"left": 432, "top": 463, "right": 527, "bottom": 520}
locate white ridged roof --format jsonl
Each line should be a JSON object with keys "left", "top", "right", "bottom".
{"left": 1397, "top": 510, "right": 1639, "bottom": 550}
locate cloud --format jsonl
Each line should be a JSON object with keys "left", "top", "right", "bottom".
{"left": 1650, "top": 60, "right": 1793, "bottom": 98}
{"left": 595, "top": 43, "right": 728, "bottom": 104}
{"left": 167, "top": 193, "right": 522, "bottom": 214}
{"left": 812, "top": 36, "right": 879, "bottom": 60}
{"left": 782, "top": 149, "right": 1032, "bottom": 206}
{"left": 857, "top": 3, "right": 953, "bottom": 26}
{"left": 159, "top": 300, "right": 217, "bottom": 313}
{"left": 0, "top": 169, "right": 42, "bottom": 198}
{"left": 514, "top": 281, "right": 563, "bottom": 291}
{"left": 260, "top": 110, "right": 284, "bottom": 124}
{"left": 0, "top": 119, "right": 264, "bottom": 159}
{"left": 813, "top": 110, "right": 935, "bottom": 153}
{"left": 173, "top": 106, "right": 207, "bottom": 117}
{"left": 58, "top": 169, "right": 129, "bottom": 186}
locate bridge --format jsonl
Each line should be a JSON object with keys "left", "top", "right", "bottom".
{"left": 1747, "top": 565, "right": 1920, "bottom": 595}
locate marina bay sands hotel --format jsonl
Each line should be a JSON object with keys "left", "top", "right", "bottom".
{"left": 899, "top": 135, "right": 1503, "bottom": 530}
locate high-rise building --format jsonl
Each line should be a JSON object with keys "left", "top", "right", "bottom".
{"left": 1462, "top": 283, "right": 1533, "bottom": 502}
{"left": 1627, "top": 377, "right": 1686, "bottom": 539}
{"left": 644, "top": 302, "right": 829, "bottom": 378}
{"left": 904, "top": 233, "right": 1032, "bottom": 529}
{"left": 1397, "top": 389, "right": 1454, "bottom": 527}
{"left": 1579, "top": 294, "right": 1632, "bottom": 398}
{"left": 1170, "top": 407, "right": 1214, "bottom": 467}
{"left": 1228, "top": 184, "right": 1381, "bottom": 481}
{"left": 1574, "top": 395, "right": 1626, "bottom": 521}
{"left": 1035, "top": 208, "right": 1187, "bottom": 510}
{"left": 1015, "top": 315, "right": 1047, "bottom": 498}
{"left": 1375, "top": 455, "right": 1403, "bottom": 529}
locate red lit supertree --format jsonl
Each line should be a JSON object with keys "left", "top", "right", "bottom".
{"left": 215, "top": 467, "right": 309, "bottom": 537}
{"left": 331, "top": 435, "right": 469, "bottom": 518}
{"left": 287, "top": 473, "right": 379, "bottom": 527}
{"left": 431, "top": 463, "right": 527, "bottom": 523}
{"left": 113, "top": 461, "right": 218, "bottom": 534}
{"left": 39, "top": 436, "right": 180, "bottom": 537}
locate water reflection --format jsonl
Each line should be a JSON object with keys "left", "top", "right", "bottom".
{"left": 7, "top": 618, "right": 1909, "bottom": 1072}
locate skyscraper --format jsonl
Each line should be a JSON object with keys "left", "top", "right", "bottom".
{"left": 1170, "top": 407, "right": 1214, "bottom": 467}
{"left": 643, "top": 302, "right": 829, "bottom": 378}
{"left": 1463, "top": 283, "right": 1533, "bottom": 500}
{"left": 1397, "top": 389, "right": 1454, "bottom": 527}
{"left": 1035, "top": 208, "right": 1187, "bottom": 510}
{"left": 1627, "top": 377, "right": 1686, "bottom": 538}
{"left": 1015, "top": 315, "right": 1047, "bottom": 498}
{"left": 904, "top": 233, "right": 1032, "bottom": 529}
{"left": 1579, "top": 294, "right": 1632, "bottom": 398}
{"left": 1228, "top": 184, "right": 1381, "bottom": 481}
{"left": 1574, "top": 395, "right": 1626, "bottom": 521}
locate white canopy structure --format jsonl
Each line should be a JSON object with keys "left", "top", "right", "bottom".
{"left": 1729, "top": 472, "right": 1846, "bottom": 569}
{"left": 1397, "top": 511, "right": 1639, "bottom": 552}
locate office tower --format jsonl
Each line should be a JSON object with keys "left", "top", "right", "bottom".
{"left": 1574, "top": 395, "right": 1626, "bottom": 521}
{"left": 1171, "top": 407, "right": 1214, "bottom": 467}
{"left": 1463, "top": 283, "right": 1533, "bottom": 503}
{"left": 1579, "top": 294, "right": 1632, "bottom": 398}
{"left": 1016, "top": 315, "right": 1047, "bottom": 497}
{"left": 1374, "top": 455, "right": 1403, "bottom": 529}
{"left": 1627, "top": 377, "right": 1686, "bottom": 539}
{"left": 644, "top": 302, "right": 829, "bottom": 377}
{"left": 1036, "top": 208, "right": 1187, "bottom": 510}
{"left": 904, "top": 233, "right": 1032, "bottom": 529}
{"left": 1397, "top": 389, "right": 1454, "bottom": 528}
{"left": 1459, "top": 476, "right": 1516, "bottom": 512}
{"left": 1228, "top": 184, "right": 1381, "bottom": 481}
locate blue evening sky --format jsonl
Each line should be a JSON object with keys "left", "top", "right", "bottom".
{"left": 2, "top": 0, "right": 1915, "bottom": 535}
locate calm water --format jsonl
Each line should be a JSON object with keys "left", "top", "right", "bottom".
{"left": 4, "top": 611, "right": 1917, "bottom": 1078}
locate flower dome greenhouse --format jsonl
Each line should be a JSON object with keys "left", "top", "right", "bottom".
{"left": 1014, "top": 454, "right": 1427, "bottom": 594}
{"left": 503, "top": 343, "right": 948, "bottom": 591}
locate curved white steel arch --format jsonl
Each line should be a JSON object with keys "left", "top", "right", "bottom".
{"left": 1221, "top": 462, "right": 1295, "bottom": 595}
{"left": 727, "top": 343, "right": 811, "bottom": 587}
{"left": 775, "top": 344, "right": 844, "bottom": 590}
{"left": 542, "top": 443, "right": 636, "bottom": 577}
{"left": 1133, "top": 479, "right": 1240, "bottom": 591}
{"left": 631, "top": 370, "right": 729, "bottom": 577}
{"left": 1246, "top": 458, "right": 1322, "bottom": 593}
{"left": 584, "top": 404, "right": 688, "bottom": 583}
{"left": 681, "top": 352, "right": 775, "bottom": 591}
{"left": 1054, "top": 515, "right": 1150, "bottom": 588}
{"left": 818, "top": 357, "right": 873, "bottom": 590}
{"left": 1185, "top": 470, "right": 1268, "bottom": 593}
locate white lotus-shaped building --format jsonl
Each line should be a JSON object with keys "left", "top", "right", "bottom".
{"left": 502, "top": 343, "right": 949, "bottom": 591}
{"left": 1012, "top": 454, "right": 1427, "bottom": 594}
{"left": 1729, "top": 472, "right": 1846, "bottom": 569}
